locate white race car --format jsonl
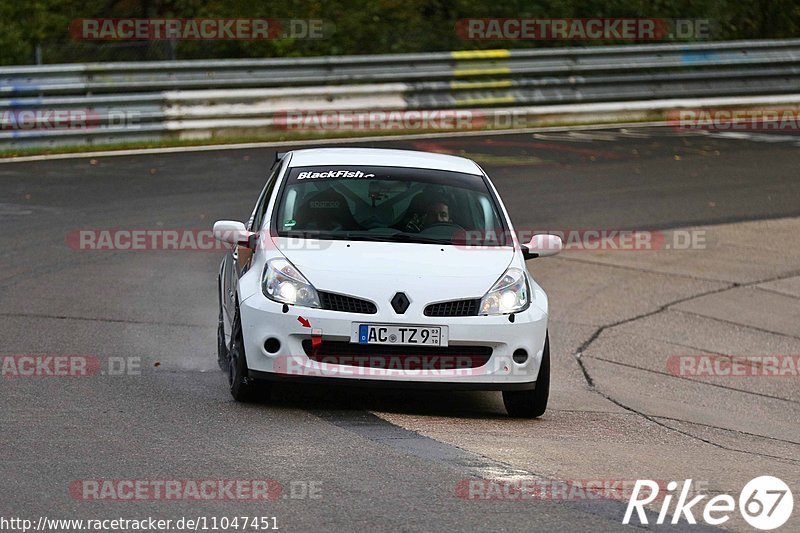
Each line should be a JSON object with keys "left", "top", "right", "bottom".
{"left": 215, "top": 148, "right": 561, "bottom": 417}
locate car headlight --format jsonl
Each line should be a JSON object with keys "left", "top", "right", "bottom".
{"left": 262, "top": 258, "right": 320, "bottom": 308}
{"left": 479, "top": 267, "right": 529, "bottom": 315}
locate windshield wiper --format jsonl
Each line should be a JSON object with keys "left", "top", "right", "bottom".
{"left": 280, "top": 230, "right": 454, "bottom": 245}
{"left": 281, "top": 230, "right": 349, "bottom": 238}
{"left": 343, "top": 232, "right": 452, "bottom": 245}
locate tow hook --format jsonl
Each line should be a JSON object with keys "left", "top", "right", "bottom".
{"left": 311, "top": 328, "right": 323, "bottom": 354}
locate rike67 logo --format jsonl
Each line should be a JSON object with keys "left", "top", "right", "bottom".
{"left": 624, "top": 476, "right": 794, "bottom": 530}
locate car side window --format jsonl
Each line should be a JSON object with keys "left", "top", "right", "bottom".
{"left": 249, "top": 160, "right": 283, "bottom": 232}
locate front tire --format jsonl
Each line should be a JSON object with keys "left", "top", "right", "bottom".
{"left": 217, "top": 286, "right": 228, "bottom": 372}
{"left": 226, "top": 305, "right": 263, "bottom": 403}
{"left": 503, "top": 333, "right": 550, "bottom": 418}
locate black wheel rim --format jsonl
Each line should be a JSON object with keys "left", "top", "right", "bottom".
{"left": 228, "top": 312, "right": 242, "bottom": 388}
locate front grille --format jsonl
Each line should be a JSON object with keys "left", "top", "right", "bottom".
{"left": 319, "top": 291, "right": 377, "bottom": 314}
{"left": 424, "top": 298, "right": 480, "bottom": 317}
{"left": 302, "top": 340, "right": 492, "bottom": 369}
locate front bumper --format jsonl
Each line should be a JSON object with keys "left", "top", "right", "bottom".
{"left": 239, "top": 293, "right": 549, "bottom": 389}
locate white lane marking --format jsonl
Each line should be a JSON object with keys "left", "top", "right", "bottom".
{"left": 0, "top": 121, "right": 670, "bottom": 164}
{"left": 4, "top": 93, "right": 800, "bottom": 163}
{"left": 533, "top": 128, "right": 711, "bottom": 143}
{"left": 0, "top": 203, "right": 34, "bottom": 215}
{"left": 533, "top": 131, "right": 627, "bottom": 142}
{"left": 620, "top": 127, "right": 702, "bottom": 138}
{"left": 706, "top": 131, "right": 800, "bottom": 144}
{"left": 532, "top": 131, "right": 625, "bottom": 142}
{"left": 616, "top": 128, "right": 655, "bottom": 138}
{"left": 566, "top": 131, "right": 625, "bottom": 142}
{"left": 539, "top": 128, "right": 800, "bottom": 146}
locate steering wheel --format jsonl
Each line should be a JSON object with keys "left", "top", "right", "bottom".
{"left": 423, "top": 221, "right": 465, "bottom": 231}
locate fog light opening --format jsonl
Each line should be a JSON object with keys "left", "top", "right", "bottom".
{"left": 512, "top": 348, "right": 528, "bottom": 364}
{"left": 264, "top": 338, "right": 281, "bottom": 354}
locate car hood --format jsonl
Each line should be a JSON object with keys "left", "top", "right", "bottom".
{"left": 275, "top": 238, "right": 515, "bottom": 304}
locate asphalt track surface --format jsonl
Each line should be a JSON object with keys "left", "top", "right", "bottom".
{"left": 1, "top": 126, "right": 799, "bottom": 532}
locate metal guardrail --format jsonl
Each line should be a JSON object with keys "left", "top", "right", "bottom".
{"left": 1, "top": 39, "right": 799, "bottom": 149}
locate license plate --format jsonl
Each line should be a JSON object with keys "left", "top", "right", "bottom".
{"left": 352, "top": 324, "right": 447, "bottom": 347}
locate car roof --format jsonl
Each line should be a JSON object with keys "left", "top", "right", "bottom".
{"left": 285, "top": 148, "right": 483, "bottom": 176}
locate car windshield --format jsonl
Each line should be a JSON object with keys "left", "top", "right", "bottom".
{"left": 273, "top": 165, "right": 509, "bottom": 246}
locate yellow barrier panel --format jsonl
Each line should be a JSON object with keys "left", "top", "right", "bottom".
{"left": 450, "top": 80, "right": 513, "bottom": 90}
{"left": 451, "top": 50, "right": 511, "bottom": 60}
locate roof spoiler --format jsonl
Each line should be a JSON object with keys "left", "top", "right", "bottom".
{"left": 275, "top": 151, "right": 286, "bottom": 163}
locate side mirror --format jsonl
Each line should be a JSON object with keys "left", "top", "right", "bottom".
{"left": 522, "top": 234, "right": 562, "bottom": 259}
{"left": 213, "top": 220, "right": 255, "bottom": 247}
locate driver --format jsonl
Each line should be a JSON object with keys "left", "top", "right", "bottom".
{"left": 425, "top": 201, "right": 451, "bottom": 224}
{"left": 405, "top": 199, "right": 452, "bottom": 232}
